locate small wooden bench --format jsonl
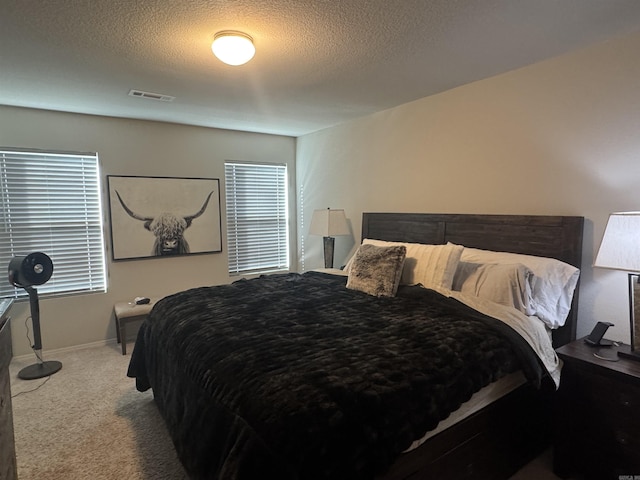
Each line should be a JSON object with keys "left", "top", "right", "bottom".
{"left": 113, "top": 299, "right": 157, "bottom": 355}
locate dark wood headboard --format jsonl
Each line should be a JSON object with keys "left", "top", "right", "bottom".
{"left": 362, "top": 213, "right": 584, "bottom": 348}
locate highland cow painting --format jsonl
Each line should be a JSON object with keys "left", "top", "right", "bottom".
{"left": 107, "top": 175, "right": 221, "bottom": 261}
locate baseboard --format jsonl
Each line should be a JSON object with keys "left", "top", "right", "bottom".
{"left": 12, "top": 338, "right": 119, "bottom": 362}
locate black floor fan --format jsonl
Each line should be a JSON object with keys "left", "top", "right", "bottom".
{"left": 8, "top": 252, "right": 62, "bottom": 380}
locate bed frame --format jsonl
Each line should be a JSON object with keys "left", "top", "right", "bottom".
{"left": 362, "top": 213, "right": 584, "bottom": 480}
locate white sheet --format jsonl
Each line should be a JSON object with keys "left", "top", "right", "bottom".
{"left": 404, "top": 370, "right": 526, "bottom": 452}
{"left": 319, "top": 268, "right": 561, "bottom": 387}
{"left": 402, "top": 288, "right": 560, "bottom": 451}
{"left": 318, "top": 268, "right": 561, "bottom": 458}
{"left": 441, "top": 287, "right": 561, "bottom": 387}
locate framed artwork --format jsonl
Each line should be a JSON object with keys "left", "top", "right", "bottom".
{"left": 107, "top": 175, "right": 222, "bottom": 261}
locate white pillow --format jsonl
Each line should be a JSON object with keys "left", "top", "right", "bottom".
{"left": 346, "top": 239, "right": 463, "bottom": 290}
{"left": 452, "top": 262, "right": 535, "bottom": 315}
{"left": 456, "top": 245, "right": 580, "bottom": 329}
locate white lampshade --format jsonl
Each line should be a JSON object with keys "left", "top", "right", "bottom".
{"left": 594, "top": 212, "right": 640, "bottom": 272}
{"left": 309, "top": 209, "right": 350, "bottom": 237}
{"left": 211, "top": 31, "right": 255, "bottom": 66}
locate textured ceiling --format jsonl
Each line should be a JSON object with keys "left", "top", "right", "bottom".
{"left": 2, "top": 0, "right": 640, "bottom": 136}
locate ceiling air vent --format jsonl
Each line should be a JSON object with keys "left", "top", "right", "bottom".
{"left": 128, "top": 89, "right": 175, "bottom": 102}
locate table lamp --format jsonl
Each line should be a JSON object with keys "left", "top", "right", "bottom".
{"left": 309, "top": 208, "right": 350, "bottom": 268}
{"left": 594, "top": 212, "right": 640, "bottom": 361}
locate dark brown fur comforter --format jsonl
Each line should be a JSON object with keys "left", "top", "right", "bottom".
{"left": 127, "top": 271, "right": 546, "bottom": 480}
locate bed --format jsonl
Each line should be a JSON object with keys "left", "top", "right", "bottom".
{"left": 128, "top": 212, "right": 584, "bottom": 480}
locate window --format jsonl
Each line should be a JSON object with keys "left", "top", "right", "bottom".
{"left": 225, "top": 162, "right": 289, "bottom": 275}
{"left": 0, "top": 149, "right": 106, "bottom": 298}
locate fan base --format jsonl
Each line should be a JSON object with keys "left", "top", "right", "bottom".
{"left": 18, "top": 360, "right": 62, "bottom": 380}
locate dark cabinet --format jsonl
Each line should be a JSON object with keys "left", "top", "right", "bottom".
{"left": 554, "top": 338, "right": 640, "bottom": 480}
{"left": 0, "top": 299, "right": 16, "bottom": 480}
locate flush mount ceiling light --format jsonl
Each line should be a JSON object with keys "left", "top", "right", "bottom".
{"left": 211, "top": 31, "right": 255, "bottom": 66}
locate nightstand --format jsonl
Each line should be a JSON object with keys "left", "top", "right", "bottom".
{"left": 553, "top": 337, "right": 640, "bottom": 480}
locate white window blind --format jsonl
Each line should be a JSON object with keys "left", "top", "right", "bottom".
{"left": 0, "top": 149, "right": 107, "bottom": 298}
{"left": 225, "top": 162, "right": 289, "bottom": 275}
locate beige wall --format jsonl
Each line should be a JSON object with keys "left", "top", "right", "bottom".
{"left": 0, "top": 107, "right": 296, "bottom": 355}
{"left": 297, "top": 31, "right": 640, "bottom": 342}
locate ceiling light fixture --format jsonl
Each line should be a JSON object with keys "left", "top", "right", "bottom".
{"left": 211, "top": 31, "right": 255, "bottom": 66}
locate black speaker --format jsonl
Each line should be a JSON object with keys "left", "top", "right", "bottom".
{"left": 8, "top": 252, "right": 53, "bottom": 287}
{"left": 7, "top": 252, "right": 61, "bottom": 379}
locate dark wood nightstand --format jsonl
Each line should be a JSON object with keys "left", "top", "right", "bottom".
{"left": 553, "top": 337, "right": 640, "bottom": 480}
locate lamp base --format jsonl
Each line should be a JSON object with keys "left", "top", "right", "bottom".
{"left": 617, "top": 343, "right": 640, "bottom": 363}
{"left": 18, "top": 360, "right": 62, "bottom": 380}
{"left": 618, "top": 350, "right": 640, "bottom": 363}
{"left": 323, "top": 236, "right": 335, "bottom": 269}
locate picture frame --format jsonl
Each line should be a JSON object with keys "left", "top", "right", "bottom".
{"left": 107, "top": 175, "right": 222, "bottom": 261}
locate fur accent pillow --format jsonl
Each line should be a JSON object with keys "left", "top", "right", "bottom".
{"left": 346, "top": 244, "right": 407, "bottom": 297}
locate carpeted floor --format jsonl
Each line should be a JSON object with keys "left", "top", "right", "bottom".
{"left": 9, "top": 343, "right": 188, "bottom": 480}
{"left": 9, "top": 342, "right": 564, "bottom": 480}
